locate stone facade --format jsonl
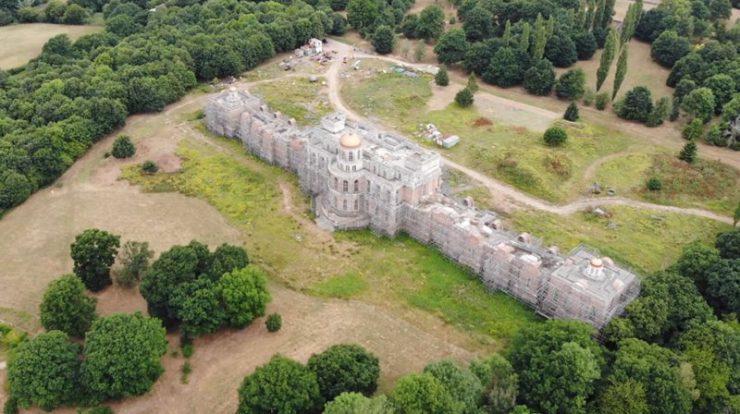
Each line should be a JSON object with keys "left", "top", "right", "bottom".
{"left": 205, "top": 89, "right": 640, "bottom": 329}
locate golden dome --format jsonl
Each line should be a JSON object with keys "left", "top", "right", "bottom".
{"left": 590, "top": 258, "right": 603, "bottom": 268}
{"left": 340, "top": 133, "right": 362, "bottom": 148}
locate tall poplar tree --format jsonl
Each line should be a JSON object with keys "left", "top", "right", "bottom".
{"left": 532, "top": 14, "right": 548, "bottom": 60}
{"left": 520, "top": 22, "right": 531, "bottom": 52}
{"left": 620, "top": 0, "right": 642, "bottom": 45}
{"left": 601, "top": 0, "right": 616, "bottom": 28}
{"left": 593, "top": 0, "right": 606, "bottom": 30}
{"left": 503, "top": 20, "right": 512, "bottom": 44}
{"left": 585, "top": 0, "right": 596, "bottom": 30}
{"left": 612, "top": 45, "right": 628, "bottom": 100}
{"left": 596, "top": 29, "right": 617, "bottom": 91}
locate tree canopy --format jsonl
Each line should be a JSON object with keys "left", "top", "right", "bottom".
{"left": 307, "top": 344, "right": 380, "bottom": 401}
{"left": 40, "top": 274, "right": 97, "bottom": 337}
{"left": 70, "top": 229, "right": 120, "bottom": 292}
{"left": 237, "top": 355, "right": 322, "bottom": 414}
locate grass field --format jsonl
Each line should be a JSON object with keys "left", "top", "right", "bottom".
{"left": 511, "top": 206, "right": 732, "bottom": 274}
{"left": 0, "top": 23, "right": 103, "bottom": 69}
{"left": 251, "top": 77, "right": 332, "bottom": 125}
{"left": 124, "top": 132, "right": 541, "bottom": 346}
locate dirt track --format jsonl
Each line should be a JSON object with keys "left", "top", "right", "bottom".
{"left": 323, "top": 39, "right": 735, "bottom": 224}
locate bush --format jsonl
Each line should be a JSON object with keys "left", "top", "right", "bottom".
{"left": 583, "top": 88, "right": 595, "bottom": 106}
{"left": 62, "top": 4, "right": 87, "bottom": 24}
{"left": 17, "top": 7, "right": 40, "bottom": 22}
{"left": 678, "top": 140, "right": 698, "bottom": 163}
{"left": 646, "top": 177, "right": 662, "bottom": 191}
{"left": 523, "top": 59, "right": 556, "bottom": 96}
{"left": 681, "top": 87, "right": 715, "bottom": 123}
{"left": 238, "top": 355, "right": 321, "bottom": 414}
{"left": 595, "top": 92, "right": 609, "bottom": 110}
{"left": 545, "top": 34, "right": 578, "bottom": 67}
{"left": 141, "top": 160, "right": 159, "bottom": 174}
{"left": 543, "top": 127, "right": 568, "bottom": 146}
{"left": 455, "top": 88, "right": 474, "bottom": 107}
{"left": 266, "top": 313, "right": 282, "bottom": 332}
{"left": 111, "top": 135, "right": 136, "bottom": 159}
{"left": 682, "top": 118, "right": 704, "bottom": 140}
{"left": 220, "top": 265, "right": 271, "bottom": 328}
{"left": 617, "top": 86, "right": 653, "bottom": 123}
{"left": 650, "top": 31, "right": 691, "bottom": 68}
{"left": 555, "top": 69, "right": 586, "bottom": 100}
{"left": 435, "top": 67, "right": 449, "bottom": 86}
{"left": 307, "top": 344, "right": 380, "bottom": 401}
{"left": 40, "top": 275, "right": 97, "bottom": 337}
{"left": 115, "top": 241, "right": 154, "bottom": 287}
{"left": 71, "top": 229, "right": 121, "bottom": 292}
{"left": 564, "top": 102, "right": 579, "bottom": 121}
{"left": 573, "top": 31, "right": 597, "bottom": 60}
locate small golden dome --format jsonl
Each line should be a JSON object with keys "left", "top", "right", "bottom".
{"left": 340, "top": 133, "right": 362, "bottom": 148}
{"left": 590, "top": 258, "right": 603, "bottom": 268}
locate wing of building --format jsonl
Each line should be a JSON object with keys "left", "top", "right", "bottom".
{"left": 205, "top": 88, "right": 640, "bottom": 329}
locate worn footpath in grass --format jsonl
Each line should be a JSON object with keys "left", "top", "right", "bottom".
{"left": 124, "top": 134, "right": 540, "bottom": 347}
{"left": 511, "top": 206, "right": 732, "bottom": 275}
{"left": 251, "top": 77, "right": 332, "bottom": 125}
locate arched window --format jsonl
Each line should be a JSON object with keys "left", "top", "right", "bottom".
{"left": 343, "top": 180, "right": 348, "bottom": 192}
{"left": 353, "top": 180, "right": 359, "bottom": 193}
{"left": 348, "top": 152, "right": 354, "bottom": 161}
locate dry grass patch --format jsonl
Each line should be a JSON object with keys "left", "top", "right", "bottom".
{"left": 0, "top": 23, "right": 103, "bottom": 69}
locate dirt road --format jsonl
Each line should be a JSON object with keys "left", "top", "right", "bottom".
{"left": 323, "top": 40, "right": 735, "bottom": 224}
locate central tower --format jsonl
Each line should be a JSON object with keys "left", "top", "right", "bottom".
{"left": 322, "top": 133, "right": 368, "bottom": 226}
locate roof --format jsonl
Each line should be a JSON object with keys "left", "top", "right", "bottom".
{"left": 340, "top": 133, "right": 362, "bottom": 149}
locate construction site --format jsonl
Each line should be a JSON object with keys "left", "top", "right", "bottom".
{"left": 204, "top": 89, "right": 641, "bottom": 329}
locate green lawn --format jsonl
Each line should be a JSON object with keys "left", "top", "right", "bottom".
{"left": 124, "top": 133, "right": 541, "bottom": 347}
{"left": 511, "top": 206, "right": 732, "bottom": 275}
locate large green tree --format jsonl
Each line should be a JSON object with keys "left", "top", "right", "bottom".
{"left": 434, "top": 29, "right": 468, "bottom": 65}
{"left": 371, "top": 25, "right": 395, "bottom": 54}
{"left": 612, "top": 45, "right": 628, "bottom": 100}
{"left": 307, "top": 344, "right": 380, "bottom": 401}
{"left": 70, "top": 229, "right": 121, "bottom": 292}
{"left": 40, "top": 274, "right": 97, "bottom": 337}
{"left": 650, "top": 30, "right": 691, "bottom": 68}
{"left": 82, "top": 313, "right": 168, "bottom": 400}
{"left": 417, "top": 5, "right": 445, "bottom": 40}
{"left": 237, "top": 355, "right": 321, "bottom": 414}
{"left": 470, "top": 354, "right": 518, "bottom": 414}
{"left": 716, "top": 229, "right": 740, "bottom": 259}
{"left": 8, "top": 331, "right": 81, "bottom": 411}
{"left": 705, "top": 258, "right": 740, "bottom": 314}
{"left": 618, "top": 86, "right": 654, "bottom": 122}
{"left": 424, "top": 360, "right": 482, "bottom": 414}
{"left": 392, "top": 373, "right": 459, "bottom": 414}
{"left": 219, "top": 265, "right": 271, "bottom": 328}
{"left": 523, "top": 59, "right": 556, "bottom": 95}
{"left": 555, "top": 69, "right": 586, "bottom": 100}
{"left": 596, "top": 378, "right": 649, "bottom": 414}
{"left": 681, "top": 87, "right": 715, "bottom": 123}
{"left": 323, "top": 392, "right": 394, "bottom": 414}
{"left": 596, "top": 29, "right": 617, "bottom": 91}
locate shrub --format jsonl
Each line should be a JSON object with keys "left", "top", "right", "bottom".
{"left": 435, "top": 67, "right": 449, "bottom": 86}
{"left": 237, "top": 355, "right": 321, "bottom": 414}
{"left": 617, "top": 86, "right": 653, "bottom": 123}
{"left": 583, "top": 88, "right": 595, "bottom": 106}
{"left": 111, "top": 135, "right": 135, "bottom": 159}
{"left": 681, "top": 87, "right": 715, "bottom": 123}
{"left": 115, "top": 241, "right": 154, "bottom": 287}
{"left": 678, "top": 140, "right": 698, "bottom": 163}
{"left": 220, "top": 265, "right": 271, "bottom": 328}
{"left": 543, "top": 127, "right": 568, "bottom": 146}
{"left": 71, "top": 229, "right": 121, "bottom": 292}
{"left": 141, "top": 160, "right": 159, "bottom": 174}
{"left": 564, "top": 102, "right": 579, "bottom": 121}
{"left": 266, "top": 313, "right": 282, "bottom": 332}
{"left": 595, "top": 92, "right": 609, "bottom": 110}
{"left": 555, "top": 69, "right": 586, "bottom": 100}
{"left": 682, "top": 118, "right": 704, "bottom": 140}
{"left": 17, "top": 7, "right": 40, "bottom": 22}
{"left": 371, "top": 25, "right": 395, "bottom": 55}
{"left": 455, "top": 88, "right": 474, "bottom": 107}
{"left": 646, "top": 177, "right": 662, "bottom": 191}
{"left": 466, "top": 75, "right": 479, "bottom": 93}
{"left": 523, "top": 59, "right": 556, "bottom": 96}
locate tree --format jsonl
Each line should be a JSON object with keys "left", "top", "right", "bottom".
{"left": 596, "top": 378, "right": 649, "bottom": 414}
{"left": 0, "top": 169, "right": 32, "bottom": 209}
{"left": 111, "top": 135, "right": 135, "bottom": 159}
{"left": 532, "top": 14, "right": 548, "bottom": 60}
{"left": 606, "top": 339, "right": 692, "bottom": 414}
{"left": 371, "top": 25, "right": 395, "bottom": 54}
{"left": 62, "top": 4, "right": 87, "bottom": 24}
{"left": 612, "top": 45, "right": 628, "bottom": 100}
{"left": 434, "top": 29, "right": 467, "bottom": 65}
{"left": 115, "top": 241, "right": 153, "bottom": 287}
{"left": 470, "top": 354, "right": 518, "bottom": 414}
{"left": 650, "top": 31, "right": 691, "bottom": 68}
{"left": 507, "top": 321, "right": 603, "bottom": 414}
{"left": 172, "top": 278, "right": 225, "bottom": 337}
{"left": 71, "top": 229, "right": 121, "bottom": 292}
{"left": 674, "top": 78, "right": 696, "bottom": 103}
{"left": 716, "top": 229, "right": 740, "bottom": 259}
{"left": 555, "top": 69, "right": 586, "bottom": 100}
{"left": 323, "top": 392, "right": 394, "bottom": 414}
{"left": 219, "top": 265, "right": 271, "bottom": 328}
{"left": 466, "top": 75, "right": 479, "bottom": 93}
{"left": 40, "top": 275, "right": 97, "bottom": 337}
{"left": 646, "top": 177, "right": 662, "bottom": 191}
{"left": 705, "top": 259, "right": 740, "bottom": 314}
{"left": 573, "top": 31, "right": 597, "bottom": 60}
{"left": 681, "top": 87, "right": 715, "bottom": 123}
{"left": 678, "top": 140, "right": 697, "bottom": 163}
{"left": 675, "top": 241, "right": 720, "bottom": 292}
{"left": 646, "top": 97, "right": 671, "bottom": 127}
{"left": 462, "top": 7, "right": 493, "bottom": 42}
{"left": 544, "top": 126, "right": 568, "bottom": 147}
{"left": 455, "top": 88, "right": 474, "bottom": 107}
{"left": 596, "top": 29, "right": 617, "bottom": 91}
{"left": 435, "top": 67, "right": 449, "bottom": 86}
{"left": 237, "top": 355, "right": 321, "bottom": 414}
{"left": 564, "top": 102, "right": 579, "bottom": 121}
{"left": 392, "top": 373, "right": 458, "bottom": 414}
{"left": 8, "top": 331, "right": 81, "bottom": 411}
{"left": 82, "top": 313, "right": 167, "bottom": 400}
{"left": 618, "top": 86, "right": 653, "bottom": 123}
{"left": 424, "top": 360, "right": 482, "bottom": 414}
{"left": 265, "top": 313, "right": 282, "bottom": 332}
{"left": 523, "top": 59, "right": 556, "bottom": 96}
{"left": 703, "top": 74, "right": 734, "bottom": 114}
{"left": 417, "top": 5, "right": 445, "bottom": 41}
{"left": 620, "top": 0, "right": 642, "bottom": 45}
{"left": 347, "top": 0, "right": 380, "bottom": 32}
{"left": 308, "top": 344, "right": 380, "bottom": 401}
{"left": 544, "top": 34, "right": 578, "bottom": 67}
{"left": 484, "top": 47, "right": 524, "bottom": 87}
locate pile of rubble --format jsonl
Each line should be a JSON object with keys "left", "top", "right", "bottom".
{"left": 420, "top": 123, "right": 459, "bottom": 148}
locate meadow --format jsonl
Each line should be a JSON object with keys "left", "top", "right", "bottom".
{"left": 0, "top": 23, "right": 102, "bottom": 69}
